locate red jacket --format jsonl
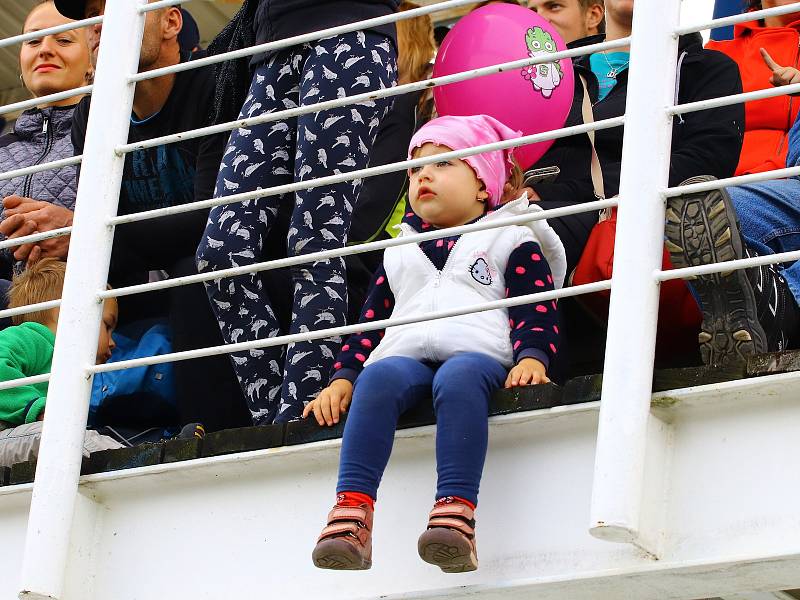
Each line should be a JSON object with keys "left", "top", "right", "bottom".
{"left": 707, "top": 18, "right": 800, "bottom": 175}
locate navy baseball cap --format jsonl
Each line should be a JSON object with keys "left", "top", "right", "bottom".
{"left": 177, "top": 9, "right": 200, "bottom": 53}
{"left": 54, "top": 0, "right": 86, "bottom": 20}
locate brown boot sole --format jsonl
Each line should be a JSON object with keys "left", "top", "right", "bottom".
{"left": 312, "top": 537, "right": 372, "bottom": 570}
{"left": 417, "top": 527, "right": 478, "bottom": 573}
{"left": 665, "top": 177, "right": 768, "bottom": 365}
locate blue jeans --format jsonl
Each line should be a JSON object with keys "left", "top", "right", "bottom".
{"left": 336, "top": 353, "right": 507, "bottom": 506}
{"left": 728, "top": 179, "right": 800, "bottom": 303}
{"left": 724, "top": 111, "right": 800, "bottom": 304}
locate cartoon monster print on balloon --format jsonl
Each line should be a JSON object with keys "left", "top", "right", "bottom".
{"left": 520, "top": 27, "right": 563, "bottom": 99}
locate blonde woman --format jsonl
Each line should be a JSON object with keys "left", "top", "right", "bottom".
{"left": 0, "top": 0, "right": 92, "bottom": 316}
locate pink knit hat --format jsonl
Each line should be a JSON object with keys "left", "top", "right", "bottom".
{"left": 408, "top": 114, "right": 522, "bottom": 208}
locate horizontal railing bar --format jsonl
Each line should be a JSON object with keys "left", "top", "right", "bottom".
{"left": 675, "top": 1, "right": 800, "bottom": 35}
{"left": 100, "top": 196, "right": 618, "bottom": 300}
{"left": 0, "top": 299, "right": 61, "bottom": 322}
{"left": 0, "top": 372, "right": 51, "bottom": 393}
{"left": 91, "top": 279, "right": 612, "bottom": 374}
{"left": 117, "top": 38, "right": 631, "bottom": 155}
{"left": 128, "top": 0, "right": 482, "bottom": 83}
{"left": 0, "top": 227, "right": 73, "bottom": 252}
{"left": 0, "top": 85, "right": 93, "bottom": 117}
{"left": 0, "top": 16, "right": 103, "bottom": 49}
{"left": 670, "top": 82, "right": 800, "bottom": 116}
{"left": 0, "top": 155, "right": 82, "bottom": 183}
{"left": 140, "top": 0, "right": 185, "bottom": 13}
{"left": 662, "top": 164, "right": 800, "bottom": 198}
{"left": 656, "top": 248, "right": 800, "bottom": 282}
{"left": 109, "top": 116, "right": 625, "bottom": 227}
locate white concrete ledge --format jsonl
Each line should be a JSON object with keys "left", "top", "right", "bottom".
{"left": 1, "top": 373, "right": 799, "bottom": 599}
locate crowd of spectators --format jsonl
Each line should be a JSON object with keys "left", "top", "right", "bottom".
{"left": 0, "top": 0, "right": 798, "bottom": 479}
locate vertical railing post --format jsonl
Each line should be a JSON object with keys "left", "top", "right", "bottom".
{"left": 589, "top": 1, "right": 681, "bottom": 546}
{"left": 18, "top": 1, "right": 146, "bottom": 598}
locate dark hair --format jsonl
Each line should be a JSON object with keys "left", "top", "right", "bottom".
{"left": 745, "top": 1, "right": 761, "bottom": 10}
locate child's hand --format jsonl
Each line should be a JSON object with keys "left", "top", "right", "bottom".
{"left": 500, "top": 183, "right": 540, "bottom": 204}
{"left": 505, "top": 357, "right": 550, "bottom": 388}
{"left": 760, "top": 48, "right": 800, "bottom": 91}
{"left": 302, "top": 379, "right": 354, "bottom": 426}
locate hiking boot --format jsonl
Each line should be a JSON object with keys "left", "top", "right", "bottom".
{"left": 417, "top": 497, "right": 478, "bottom": 573}
{"left": 665, "top": 176, "right": 799, "bottom": 365}
{"left": 312, "top": 503, "right": 373, "bottom": 570}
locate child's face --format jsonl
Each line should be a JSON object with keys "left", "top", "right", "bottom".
{"left": 408, "top": 144, "right": 489, "bottom": 228}
{"left": 96, "top": 299, "right": 117, "bottom": 365}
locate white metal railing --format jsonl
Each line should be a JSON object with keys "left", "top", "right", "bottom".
{"left": 0, "top": 0, "right": 797, "bottom": 597}
{"left": 17, "top": 3, "right": 145, "bottom": 598}
{"left": 109, "top": 117, "right": 625, "bottom": 223}
{"left": 119, "top": 38, "right": 631, "bottom": 153}
{"left": 0, "top": 86, "right": 94, "bottom": 117}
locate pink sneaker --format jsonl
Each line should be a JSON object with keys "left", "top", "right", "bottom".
{"left": 417, "top": 497, "right": 478, "bottom": 572}
{"left": 312, "top": 503, "right": 373, "bottom": 570}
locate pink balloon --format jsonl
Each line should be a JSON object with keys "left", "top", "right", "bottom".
{"left": 433, "top": 4, "right": 574, "bottom": 169}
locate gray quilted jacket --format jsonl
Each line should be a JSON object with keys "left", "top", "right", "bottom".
{"left": 0, "top": 105, "right": 78, "bottom": 275}
{"left": 0, "top": 105, "right": 78, "bottom": 209}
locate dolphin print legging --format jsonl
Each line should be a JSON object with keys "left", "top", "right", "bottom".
{"left": 196, "top": 32, "right": 396, "bottom": 424}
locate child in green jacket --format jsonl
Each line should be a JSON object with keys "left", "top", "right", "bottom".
{"left": 0, "top": 259, "right": 121, "bottom": 467}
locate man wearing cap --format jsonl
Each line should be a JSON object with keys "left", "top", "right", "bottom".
{"left": 5, "top": 0, "right": 258, "bottom": 432}
{"left": 178, "top": 8, "right": 202, "bottom": 55}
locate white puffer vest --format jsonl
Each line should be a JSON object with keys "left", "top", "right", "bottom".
{"left": 365, "top": 196, "right": 566, "bottom": 368}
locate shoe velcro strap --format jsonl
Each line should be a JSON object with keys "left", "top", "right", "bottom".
{"left": 327, "top": 506, "right": 369, "bottom": 526}
{"left": 318, "top": 521, "right": 360, "bottom": 543}
{"left": 428, "top": 516, "right": 475, "bottom": 538}
{"left": 430, "top": 503, "right": 474, "bottom": 522}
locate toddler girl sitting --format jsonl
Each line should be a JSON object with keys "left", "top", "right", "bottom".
{"left": 303, "top": 114, "right": 566, "bottom": 573}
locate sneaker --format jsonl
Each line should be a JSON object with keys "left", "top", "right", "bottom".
{"left": 665, "top": 176, "right": 798, "bottom": 365}
{"left": 177, "top": 423, "right": 205, "bottom": 440}
{"left": 417, "top": 497, "right": 478, "bottom": 573}
{"left": 312, "top": 502, "right": 373, "bottom": 570}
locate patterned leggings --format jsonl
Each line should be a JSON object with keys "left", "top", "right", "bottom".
{"left": 196, "top": 32, "right": 396, "bottom": 424}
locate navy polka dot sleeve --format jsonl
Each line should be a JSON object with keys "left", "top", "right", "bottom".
{"left": 505, "top": 241, "right": 560, "bottom": 369}
{"left": 330, "top": 264, "right": 394, "bottom": 384}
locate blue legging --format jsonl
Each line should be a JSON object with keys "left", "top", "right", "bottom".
{"left": 196, "top": 32, "right": 396, "bottom": 424}
{"left": 336, "top": 353, "right": 507, "bottom": 506}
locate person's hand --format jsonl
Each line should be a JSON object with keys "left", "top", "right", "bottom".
{"left": 760, "top": 48, "right": 800, "bottom": 92}
{"left": 302, "top": 378, "right": 354, "bottom": 426}
{"left": 505, "top": 357, "right": 550, "bottom": 388}
{"left": 500, "top": 183, "right": 541, "bottom": 204}
{"left": 0, "top": 196, "right": 37, "bottom": 238}
{"left": 24, "top": 245, "right": 43, "bottom": 268}
{"left": 1, "top": 196, "right": 73, "bottom": 262}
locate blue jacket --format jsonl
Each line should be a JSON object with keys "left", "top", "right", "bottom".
{"left": 90, "top": 321, "right": 177, "bottom": 427}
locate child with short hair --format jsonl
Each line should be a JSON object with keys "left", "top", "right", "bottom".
{"left": 306, "top": 115, "right": 566, "bottom": 573}
{"left": 0, "top": 258, "right": 121, "bottom": 467}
